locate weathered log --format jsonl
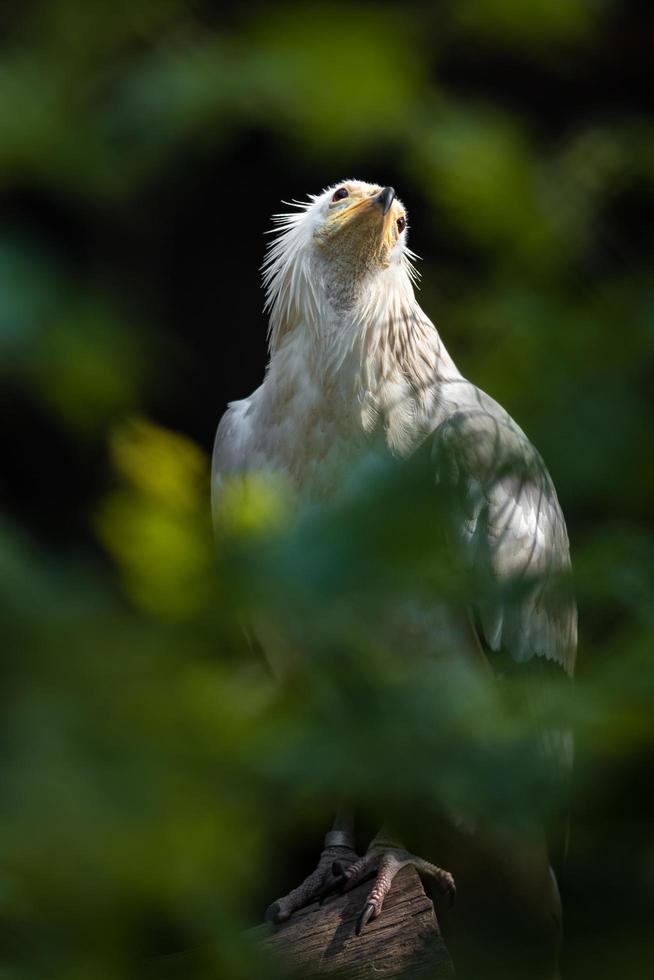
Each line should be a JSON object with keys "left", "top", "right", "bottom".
{"left": 253, "top": 866, "right": 454, "bottom": 979}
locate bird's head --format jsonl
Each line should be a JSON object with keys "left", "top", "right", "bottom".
{"left": 263, "top": 179, "right": 418, "bottom": 352}
{"left": 313, "top": 180, "right": 408, "bottom": 274}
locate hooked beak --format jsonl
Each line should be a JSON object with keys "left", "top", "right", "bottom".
{"left": 374, "top": 186, "right": 395, "bottom": 215}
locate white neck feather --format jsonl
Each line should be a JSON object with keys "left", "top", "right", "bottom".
{"left": 261, "top": 204, "right": 463, "bottom": 457}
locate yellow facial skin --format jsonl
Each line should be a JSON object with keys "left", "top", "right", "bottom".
{"left": 315, "top": 184, "right": 407, "bottom": 272}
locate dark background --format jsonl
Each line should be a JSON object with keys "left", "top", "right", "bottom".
{"left": 5, "top": 0, "right": 654, "bottom": 548}
{"left": 1, "top": 2, "right": 653, "bottom": 978}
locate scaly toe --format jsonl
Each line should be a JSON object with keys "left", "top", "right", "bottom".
{"left": 439, "top": 872, "right": 456, "bottom": 907}
{"left": 316, "top": 869, "right": 347, "bottom": 905}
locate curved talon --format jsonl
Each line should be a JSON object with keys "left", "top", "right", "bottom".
{"left": 264, "top": 901, "right": 290, "bottom": 925}
{"left": 355, "top": 901, "right": 375, "bottom": 936}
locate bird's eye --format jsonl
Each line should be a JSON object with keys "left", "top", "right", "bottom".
{"left": 397, "top": 216, "right": 406, "bottom": 233}
{"left": 332, "top": 187, "right": 349, "bottom": 202}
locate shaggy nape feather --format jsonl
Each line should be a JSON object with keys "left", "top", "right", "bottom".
{"left": 262, "top": 185, "right": 421, "bottom": 362}
{"left": 260, "top": 183, "right": 463, "bottom": 456}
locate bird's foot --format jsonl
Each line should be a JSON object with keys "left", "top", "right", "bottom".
{"left": 322, "top": 840, "right": 455, "bottom": 936}
{"left": 264, "top": 833, "right": 359, "bottom": 925}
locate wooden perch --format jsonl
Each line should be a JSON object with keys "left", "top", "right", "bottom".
{"left": 253, "top": 867, "right": 454, "bottom": 979}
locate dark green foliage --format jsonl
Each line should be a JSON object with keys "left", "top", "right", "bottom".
{"left": 1, "top": 2, "right": 653, "bottom": 977}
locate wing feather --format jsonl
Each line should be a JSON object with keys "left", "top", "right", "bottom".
{"left": 211, "top": 396, "right": 253, "bottom": 521}
{"left": 432, "top": 396, "right": 577, "bottom": 679}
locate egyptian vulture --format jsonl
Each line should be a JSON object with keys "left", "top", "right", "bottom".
{"left": 211, "top": 180, "right": 576, "bottom": 963}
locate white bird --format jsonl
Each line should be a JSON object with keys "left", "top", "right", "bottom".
{"left": 212, "top": 180, "right": 576, "bottom": 973}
